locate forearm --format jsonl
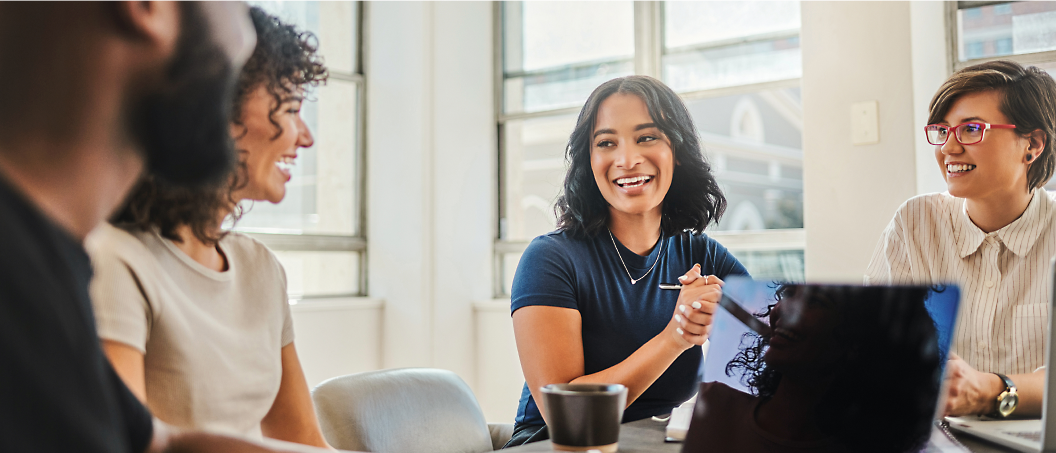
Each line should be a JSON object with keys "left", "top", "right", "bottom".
{"left": 568, "top": 332, "right": 686, "bottom": 407}
{"left": 1009, "top": 371, "right": 1044, "bottom": 416}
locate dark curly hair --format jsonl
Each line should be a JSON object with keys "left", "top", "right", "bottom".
{"left": 114, "top": 6, "right": 329, "bottom": 245}
{"left": 726, "top": 284, "right": 940, "bottom": 453}
{"left": 554, "top": 76, "right": 726, "bottom": 238}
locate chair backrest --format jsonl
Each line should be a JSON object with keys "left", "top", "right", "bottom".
{"left": 312, "top": 368, "right": 494, "bottom": 453}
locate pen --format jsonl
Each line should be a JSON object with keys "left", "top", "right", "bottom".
{"left": 658, "top": 283, "right": 771, "bottom": 338}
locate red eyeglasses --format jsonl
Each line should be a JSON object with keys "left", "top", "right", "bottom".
{"left": 924, "top": 122, "right": 1016, "bottom": 146}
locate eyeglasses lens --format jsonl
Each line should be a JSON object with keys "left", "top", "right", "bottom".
{"left": 926, "top": 126, "right": 948, "bottom": 145}
{"left": 956, "top": 123, "right": 984, "bottom": 145}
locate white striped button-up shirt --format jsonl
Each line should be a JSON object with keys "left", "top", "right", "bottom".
{"left": 866, "top": 189, "right": 1056, "bottom": 375}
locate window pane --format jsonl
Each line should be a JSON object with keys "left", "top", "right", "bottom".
{"left": 726, "top": 249, "right": 804, "bottom": 282}
{"left": 503, "top": 1, "right": 634, "bottom": 113}
{"left": 958, "top": 2, "right": 1056, "bottom": 62}
{"left": 685, "top": 88, "right": 804, "bottom": 231}
{"left": 273, "top": 251, "right": 361, "bottom": 298}
{"left": 238, "top": 80, "right": 360, "bottom": 235}
{"left": 252, "top": 1, "right": 358, "bottom": 75}
{"left": 501, "top": 114, "right": 577, "bottom": 241}
{"left": 502, "top": 252, "right": 523, "bottom": 296}
{"left": 663, "top": 2, "right": 801, "bottom": 93}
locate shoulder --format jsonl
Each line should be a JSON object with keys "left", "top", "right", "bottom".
{"left": 85, "top": 223, "right": 158, "bottom": 272}
{"left": 699, "top": 382, "right": 755, "bottom": 406}
{"left": 220, "top": 231, "right": 284, "bottom": 272}
{"left": 521, "top": 231, "right": 588, "bottom": 262}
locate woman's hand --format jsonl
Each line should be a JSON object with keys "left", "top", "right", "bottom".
{"left": 943, "top": 352, "right": 1003, "bottom": 416}
{"left": 665, "top": 264, "right": 723, "bottom": 350}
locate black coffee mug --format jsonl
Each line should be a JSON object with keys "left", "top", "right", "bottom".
{"left": 541, "top": 383, "right": 628, "bottom": 453}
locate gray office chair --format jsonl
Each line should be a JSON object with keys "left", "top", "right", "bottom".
{"left": 312, "top": 368, "right": 513, "bottom": 453}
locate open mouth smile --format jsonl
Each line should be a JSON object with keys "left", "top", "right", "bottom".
{"left": 614, "top": 175, "right": 654, "bottom": 188}
{"left": 276, "top": 156, "right": 296, "bottom": 174}
{"left": 946, "top": 163, "right": 976, "bottom": 174}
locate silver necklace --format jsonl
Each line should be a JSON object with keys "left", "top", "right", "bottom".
{"left": 608, "top": 229, "right": 664, "bottom": 285}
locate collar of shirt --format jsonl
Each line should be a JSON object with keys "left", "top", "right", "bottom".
{"left": 952, "top": 189, "right": 1051, "bottom": 258}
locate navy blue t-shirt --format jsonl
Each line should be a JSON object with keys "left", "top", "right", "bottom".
{"left": 511, "top": 230, "right": 749, "bottom": 428}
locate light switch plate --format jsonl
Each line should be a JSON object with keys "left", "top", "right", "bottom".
{"left": 851, "top": 100, "right": 879, "bottom": 145}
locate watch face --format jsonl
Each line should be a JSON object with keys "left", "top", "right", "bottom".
{"left": 999, "top": 393, "right": 1019, "bottom": 417}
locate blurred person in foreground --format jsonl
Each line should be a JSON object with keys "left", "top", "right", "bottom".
{"left": 0, "top": 2, "right": 324, "bottom": 452}
{"left": 866, "top": 60, "right": 1056, "bottom": 418}
{"left": 87, "top": 6, "right": 332, "bottom": 448}
{"left": 685, "top": 285, "right": 940, "bottom": 453}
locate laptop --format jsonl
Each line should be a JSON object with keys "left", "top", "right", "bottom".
{"left": 943, "top": 258, "right": 1056, "bottom": 452}
{"left": 675, "top": 277, "right": 962, "bottom": 453}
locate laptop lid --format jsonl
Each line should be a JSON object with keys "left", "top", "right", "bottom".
{"left": 681, "top": 277, "right": 960, "bottom": 453}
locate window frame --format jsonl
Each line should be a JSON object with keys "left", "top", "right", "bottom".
{"left": 492, "top": 1, "right": 806, "bottom": 298}
{"left": 244, "top": 1, "right": 368, "bottom": 301}
{"left": 948, "top": 1, "right": 1056, "bottom": 72}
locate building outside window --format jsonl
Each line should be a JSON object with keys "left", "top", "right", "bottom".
{"left": 238, "top": 1, "right": 366, "bottom": 301}
{"left": 497, "top": 1, "right": 806, "bottom": 296}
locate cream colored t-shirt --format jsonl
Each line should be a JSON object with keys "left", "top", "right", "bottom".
{"left": 86, "top": 223, "right": 294, "bottom": 439}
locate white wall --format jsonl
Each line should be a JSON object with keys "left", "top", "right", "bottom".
{"left": 365, "top": 0, "right": 498, "bottom": 405}
{"left": 801, "top": 1, "right": 947, "bottom": 281}
{"left": 291, "top": 298, "right": 383, "bottom": 388}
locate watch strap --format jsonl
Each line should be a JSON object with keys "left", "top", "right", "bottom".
{"left": 995, "top": 373, "right": 1016, "bottom": 393}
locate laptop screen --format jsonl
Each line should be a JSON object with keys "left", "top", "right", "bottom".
{"left": 682, "top": 277, "right": 960, "bottom": 453}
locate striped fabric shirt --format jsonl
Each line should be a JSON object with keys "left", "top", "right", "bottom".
{"left": 865, "top": 189, "right": 1056, "bottom": 375}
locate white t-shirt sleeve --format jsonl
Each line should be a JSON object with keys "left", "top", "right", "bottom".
{"left": 87, "top": 227, "right": 153, "bottom": 353}
{"left": 275, "top": 258, "right": 295, "bottom": 347}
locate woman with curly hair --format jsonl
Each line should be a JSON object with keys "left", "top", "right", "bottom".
{"left": 506, "top": 76, "right": 748, "bottom": 447}
{"left": 684, "top": 284, "right": 941, "bottom": 453}
{"left": 86, "top": 7, "right": 332, "bottom": 448}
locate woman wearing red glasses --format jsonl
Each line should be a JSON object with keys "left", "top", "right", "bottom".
{"left": 867, "top": 60, "right": 1056, "bottom": 418}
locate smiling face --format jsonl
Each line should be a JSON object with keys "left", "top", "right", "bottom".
{"left": 590, "top": 93, "right": 675, "bottom": 221}
{"left": 935, "top": 90, "right": 1034, "bottom": 200}
{"left": 232, "top": 84, "right": 314, "bottom": 204}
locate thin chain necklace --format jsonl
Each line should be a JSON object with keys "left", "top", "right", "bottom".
{"left": 608, "top": 228, "right": 664, "bottom": 285}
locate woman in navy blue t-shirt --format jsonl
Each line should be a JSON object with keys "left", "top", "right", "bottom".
{"left": 506, "top": 76, "right": 749, "bottom": 447}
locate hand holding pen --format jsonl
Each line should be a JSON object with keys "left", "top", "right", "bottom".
{"left": 663, "top": 264, "right": 724, "bottom": 349}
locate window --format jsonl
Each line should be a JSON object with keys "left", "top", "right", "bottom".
{"left": 240, "top": 2, "right": 366, "bottom": 301}
{"left": 954, "top": 2, "right": 1056, "bottom": 64}
{"left": 497, "top": 2, "right": 805, "bottom": 296}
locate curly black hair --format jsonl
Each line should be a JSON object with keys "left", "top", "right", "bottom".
{"left": 114, "top": 6, "right": 329, "bottom": 245}
{"left": 555, "top": 76, "right": 726, "bottom": 238}
{"left": 726, "top": 284, "right": 940, "bottom": 453}
{"left": 232, "top": 6, "right": 329, "bottom": 139}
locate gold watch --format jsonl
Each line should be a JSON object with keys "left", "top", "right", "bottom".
{"left": 992, "top": 373, "right": 1019, "bottom": 418}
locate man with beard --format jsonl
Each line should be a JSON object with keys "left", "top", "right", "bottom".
{"left": 0, "top": 3, "right": 321, "bottom": 452}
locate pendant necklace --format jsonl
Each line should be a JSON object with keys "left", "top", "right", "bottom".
{"left": 608, "top": 228, "right": 664, "bottom": 285}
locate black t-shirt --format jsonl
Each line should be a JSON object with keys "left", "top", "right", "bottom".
{"left": 0, "top": 175, "right": 153, "bottom": 452}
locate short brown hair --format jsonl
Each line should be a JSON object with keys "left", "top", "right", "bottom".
{"left": 928, "top": 60, "right": 1056, "bottom": 190}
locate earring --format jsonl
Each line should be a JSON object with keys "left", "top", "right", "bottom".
{"left": 1027, "top": 154, "right": 1034, "bottom": 162}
